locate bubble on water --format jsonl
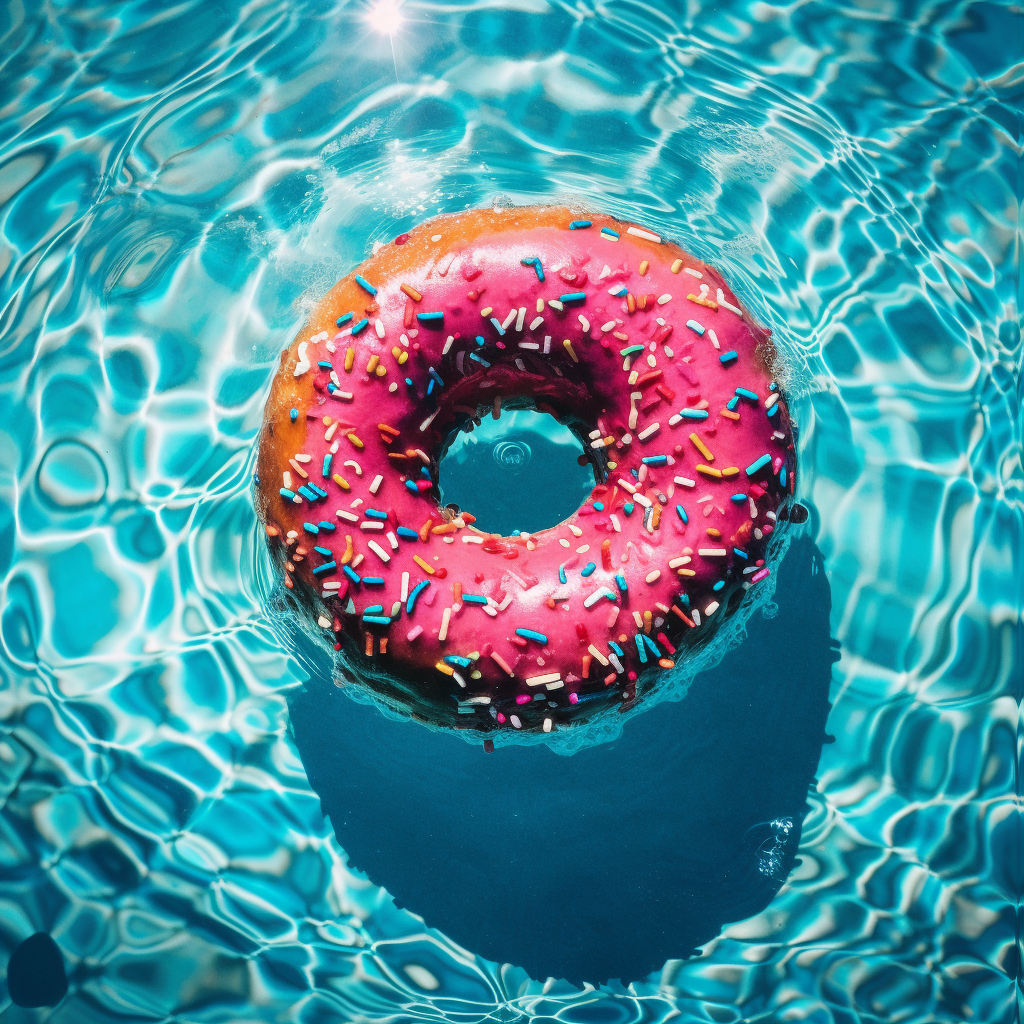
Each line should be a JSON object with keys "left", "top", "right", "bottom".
{"left": 492, "top": 440, "right": 532, "bottom": 469}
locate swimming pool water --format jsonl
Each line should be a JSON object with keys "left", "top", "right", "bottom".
{"left": 0, "top": 0, "right": 1020, "bottom": 1020}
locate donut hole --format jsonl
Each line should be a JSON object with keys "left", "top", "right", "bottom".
{"left": 437, "top": 404, "right": 596, "bottom": 536}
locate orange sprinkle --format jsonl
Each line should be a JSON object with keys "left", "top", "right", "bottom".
{"left": 721, "top": 409, "right": 740, "bottom": 421}
{"left": 344, "top": 348, "right": 355, "bottom": 372}
{"left": 365, "top": 633, "right": 373, "bottom": 657}
{"left": 379, "top": 638, "right": 388, "bottom": 654}
{"left": 696, "top": 464, "right": 722, "bottom": 479}
{"left": 366, "top": 355, "right": 379, "bottom": 374}
{"left": 332, "top": 473, "right": 350, "bottom": 490}
{"left": 400, "top": 283, "right": 422, "bottom": 301}
{"left": 431, "top": 523, "right": 456, "bottom": 535}
{"left": 340, "top": 535, "right": 354, "bottom": 564}
{"left": 413, "top": 555, "right": 435, "bottom": 575}
{"left": 706, "top": 528, "right": 722, "bottom": 538}
{"left": 418, "top": 519, "right": 433, "bottom": 542}
{"left": 582, "top": 654, "right": 591, "bottom": 679}
{"left": 626, "top": 292, "right": 636, "bottom": 313}
{"left": 378, "top": 423, "right": 400, "bottom": 436}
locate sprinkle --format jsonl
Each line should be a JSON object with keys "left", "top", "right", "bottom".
{"left": 355, "top": 274, "right": 377, "bottom": 295}
{"left": 696, "top": 464, "right": 722, "bottom": 479}
{"left": 332, "top": 474, "right": 351, "bottom": 491}
{"left": 746, "top": 454, "right": 772, "bottom": 476}
{"left": 657, "top": 294, "right": 671, "bottom": 305}
{"left": 529, "top": 316, "right": 544, "bottom": 330}
{"left": 400, "top": 283, "right": 422, "bottom": 301}
{"left": 646, "top": 569, "right": 661, "bottom": 584}
{"left": 397, "top": 527, "right": 418, "bottom": 540}
{"left": 289, "top": 408, "right": 298, "bottom": 422}
{"left": 637, "top": 423, "right": 660, "bottom": 441}
{"left": 684, "top": 267, "right": 703, "bottom": 278}
{"left": 717, "top": 289, "right": 744, "bottom": 315}
{"left": 600, "top": 227, "right": 619, "bottom": 239}
{"left": 516, "top": 628, "right": 548, "bottom": 644}
{"left": 336, "top": 312, "right": 354, "bottom": 327}
{"left": 462, "top": 594, "right": 488, "bottom": 605}
{"left": 560, "top": 291, "right": 586, "bottom": 304}
{"left": 751, "top": 567, "right": 770, "bottom": 583}
{"left": 735, "top": 387, "right": 759, "bottom": 401}
{"left": 489, "top": 317, "right": 506, "bottom": 336}
{"left": 581, "top": 562, "right": 596, "bottom": 577}
{"left": 642, "top": 455, "right": 667, "bottom": 465}
{"left": 438, "top": 608, "right": 451, "bottom": 641}
{"left": 674, "top": 476, "right": 696, "bottom": 488}
{"left": 685, "top": 319, "right": 705, "bottom": 336}
{"left": 280, "top": 488, "right": 296, "bottom": 499}
{"left": 491, "top": 651, "right": 515, "bottom": 676}
{"left": 698, "top": 548, "right": 727, "bottom": 557}
{"left": 614, "top": 574, "right": 627, "bottom": 592}
{"left": 367, "top": 540, "right": 391, "bottom": 563}
{"left": 363, "top": 615, "right": 390, "bottom": 625}
{"left": 620, "top": 344, "right": 644, "bottom": 356}
{"left": 670, "top": 259, "right": 683, "bottom": 273}
{"left": 690, "top": 433, "right": 714, "bottom": 461}
{"left": 569, "top": 220, "right": 592, "bottom": 229}
{"left": 583, "top": 588, "right": 615, "bottom": 609}
{"left": 352, "top": 318, "right": 369, "bottom": 335}
{"left": 521, "top": 257, "right": 545, "bottom": 281}
{"left": 312, "top": 561, "right": 337, "bottom": 576}
{"left": 526, "top": 672, "right": 561, "bottom": 687}
{"left": 675, "top": 504, "right": 688, "bottom": 523}
{"left": 406, "top": 580, "right": 430, "bottom": 612}
{"left": 679, "top": 409, "right": 708, "bottom": 420}
{"left": 412, "top": 555, "right": 436, "bottom": 575}
{"left": 720, "top": 350, "right": 738, "bottom": 365}
{"left": 417, "top": 311, "right": 444, "bottom": 323}
{"left": 563, "top": 339, "right": 578, "bottom": 362}
{"left": 362, "top": 577, "right": 385, "bottom": 585}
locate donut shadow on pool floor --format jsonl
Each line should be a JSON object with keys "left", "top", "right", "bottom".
{"left": 287, "top": 530, "right": 836, "bottom": 985}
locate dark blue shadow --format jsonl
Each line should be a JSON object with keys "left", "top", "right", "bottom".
{"left": 288, "top": 529, "right": 835, "bottom": 984}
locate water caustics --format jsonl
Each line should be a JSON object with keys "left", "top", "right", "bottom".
{"left": 0, "top": 0, "right": 1020, "bottom": 1021}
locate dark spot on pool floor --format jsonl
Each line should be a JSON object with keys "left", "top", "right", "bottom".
{"left": 5, "top": 932, "right": 68, "bottom": 1008}
{"left": 289, "top": 533, "right": 835, "bottom": 984}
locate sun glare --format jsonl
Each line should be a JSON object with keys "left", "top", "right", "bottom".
{"left": 367, "top": 0, "right": 404, "bottom": 34}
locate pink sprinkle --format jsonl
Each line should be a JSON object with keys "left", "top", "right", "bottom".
{"left": 751, "top": 567, "right": 770, "bottom": 583}
{"left": 568, "top": 693, "right": 578, "bottom": 704}
{"left": 406, "top": 625, "right": 423, "bottom": 641}
{"left": 497, "top": 713, "right": 506, "bottom": 723}
{"left": 516, "top": 694, "right": 530, "bottom": 705}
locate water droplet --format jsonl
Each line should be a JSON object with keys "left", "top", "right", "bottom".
{"left": 492, "top": 440, "right": 531, "bottom": 469}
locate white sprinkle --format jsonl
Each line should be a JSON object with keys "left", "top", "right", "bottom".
{"left": 431, "top": 234, "right": 442, "bottom": 242}
{"left": 705, "top": 601, "right": 719, "bottom": 616}
{"left": 601, "top": 320, "right": 618, "bottom": 332}
{"left": 698, "top": 548, "right": 727, "bottom": 557}
{"left": 637, "top": 422, "right": 660, "bottom": 441}
{"left": 588, "top": 644, "right": 609, "bottom": 666}
{"left": 548, "top": 299, "right": 564, "bottom": 311}
{"left": 657, "top": 294, "right": 671, "bottom": 305}
{"left": 420, "top": 408, "right": 440, "bottom": 432}
{"left": 669, "top": 556, "right": 692, "bottom": 568}
{"left": 442, "top": 335, "right": 455, "bottom": 355}
{"left": 461, "top": 535, "right": 484, "bottom": 543}
{"left": 543, "top": 335, "right": 552, "bottom": 354}
{"left": 527, "top": 672, "right": 561, "bottom": 687}
{"left": 692, "top": 609, "right": 702, "bottom": 626}
{"left": 584, "top": 588, "right": 614, "bottom": 609}
{"left": 359, "top": 521, "right": 384, "bottom": 531}
{"left": 518, "top": 341, "right": 540, "bottom": 350}
{"left": 578, "top": 314, "right": 590, "bottom": 332}
{"left": 374, "top": 319, "right": 385, "bottom": 338}
{"left": 529, "top": 316, "right": 544, "bottom": 330}
{"left": 765, "top": 393, "right": 779, "bottom": 409}
{"left": 400, "top": 572, "right": 409, "bottom": 601}
{"left": 717, "top": 289, "right": 743, "bottom": 316}
{"left": 627, "top": 226, "right": 661, "bottom": 242}
{"left": 543, "top": 719, "right": 552, "bottom": 732}
{"left": 645, "top": 570, "right": 661, "bottom": 584}
{"left": 294, "top": 341, "right": 311, "bottom": 377}
{"left": 438, "top": 607, "right": 451, "bottom": 641}
{"left": 515, "top": 306, "right": 526, "bottom": 331}
{"left": 336, "top": 509, "right": 359, "bottom": 523}
{"left": 369, "top": 474, "right": 383, "bottom": 494}
{"left": 368, "top": 540, "right": 391, "bottom": 563}
{"left": 502, "top": 308, "right": 517, "bottom": 330}
{"left": 683, "top": 267, "right": 703, "bottom": 278}
{"left": 707, "top": 328, "right": 721, "bottom": 350}
{"left": 674, "top": 476, "right": 696, "bottom": 488}
{"left": 610, "top": 514, "right": 622, "bottom": 533}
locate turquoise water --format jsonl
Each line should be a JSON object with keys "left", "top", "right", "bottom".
{"left": 0, "top": 0, "right": 1021, "bottom": 1018}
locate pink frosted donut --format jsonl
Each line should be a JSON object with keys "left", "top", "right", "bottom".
{"left": 257, "top": 206, "right": 796, "bottom": 731}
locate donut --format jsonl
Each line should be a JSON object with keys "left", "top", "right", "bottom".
{"left": 256, "top": 206, "right": 796, "bottom": 732}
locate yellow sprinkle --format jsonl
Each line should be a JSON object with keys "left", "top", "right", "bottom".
{"left": 366, "top": 355, "right": 379, "bottom": 373}
{"left": 670, "top": 259, "right": 683, "bottom": 273}
{"left": 536, "top": 298, "right": 544, "bottom": 314}
{"left": 677, "top": 567, "right": 696, "bottom": 576}
{"left": 435, "top": 660, "right": 454, "bottom": 676}
{"left": 481, "top": 306, "right": 493, "bottom": 317}
{"left": 347, "top": 433, "right": 364, "bottom": 450}
{"left": 344, "top": 348, "right": 355, "bottom": 372}
{"left": 412, "top": 555, "right": 435, "bottom": 575}
{"left": 696, "top": 464, "right": 722, "bottom": 479}
{"left": 721, "top": 466, "right": 740, "bottom": 478}
{"left": 639, "top": 260, "right": 649, "bottom": 275}
{"left": 563, "top": 339, "right": 578, "bottom": 362}
{"left": 690, "top": 432, "right": 714, "bottom": 461}
{"left": 332, "top": 473, "right": 350, "bottom": 490}
{"left": 375, "top": 365, "right": 387, "bottom": 377}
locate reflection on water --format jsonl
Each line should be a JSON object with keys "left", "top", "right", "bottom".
{"left": 0, "top": 0, "right": 1020, "bottom": 1019}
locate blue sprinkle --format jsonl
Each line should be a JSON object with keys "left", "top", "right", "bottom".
{"left": 685, "top": 319, "right": 705, "bottom": 336}
{"left": 362, "top": 615, "right": 391, "bottom": 625}
{"left": 429, "top": 367, "right": 445, "bottom": 387}
{"left": 420, "top": 466, "right": 431, "bottom": 477}
{"left": 733, "top": 548, "right": 749, "bottom": 559}
{"left": 342, "top": 565, "right": 361, "bottom": 584}
{"left": 362, "top": 576, "right": 385, "bottom": 585}
{"left": 462, "top": 594, "right": 488, "bottom": 605}
{"left": 363, "top": 605, "right": 384, "bottom": 615}
{"left": 642, "top": 455, "right": 667, "bottom": 465}
{"left": 623, "top": 502, "right": 634, "bottom": 516}
{"left": 601, "top": 227, "right": 619, "bottom": 239}
{"left": 445, "top": 655, "right": 472, "bottom": 667}
{"left": 417, "top": 311, "right": 444, "bottom": 323}
{"left": 469, "top": 351, "right": 491, "bottom": 366}
{"left": 558, "top": 565, "right": 567, "bottom": 584}
{"left": 303, "top": 522, "right": 319, "bottom": 535}
{"left": 609, "top": 641, "right": 624, "bottom": 657}
{"left": 730, "top": 493, "right": 747, "bottom": 503}
{"left": 635, "top": 634, "right": 648, "bottom": 664}
{"left": 642, "top": 634, "right": 661, "bottom": 657}
{"left": 769, "top": 382, "right": 779, "bottom": 392}
{"left": 405, "top": 480, "right": 419, "bottom": 493}
{"left": 521, "top": 257, "right": 545, "bottom": 281}
{"left": 427, "top": 379, "right": 436, "bottom": 396}
{"left": 569, "top": 220, "right": 592, "bottom": 229}
{"left": 289, "top": 408, "right": 298, "bottom": 422}
{"left": 475, "top": 335, "right": 486, "bottom": 346}
{"left": 581, "top": 562, "right": 596, "bottom": 577}
{"left": 312, "top": 561, "right": 337, "bottom": 577}
{"left": 679, "top": 409, "right": 708, "bottom": 420}
{"left": 364, "top": 508, "right": 387, "bottom": 520}
{"left": 735, "top": 387, "right": 759, "bottom": 401}
{"left": 560, "top": 291, "right": 586, "bottom": 304}
{"left": 676, "top": 504, "right": 688, "bottom": 524}
{"left": 397, "top": 526, "right": 419, "bottom": 540}
{"left": 746, "top": 454, "right": 772, "bottom": 476}
{"left": 489, "top": 317, "right": 506, "bottom": 336}
{"left": 406, "top": 580, "right": 430, "bottom": 613}
{"left": 727, "top": 396, "right": 740, "bottom": 411}
{"left": 322, "top": 454, "right": 332, "bottom": 476}
{"left": 713, "top": 581, "right": 725, "bottom": 592}
{"left": 615, "top": 573, "right": 627, "bottom": 592}
{"left": 352, "top": 317, "right": 369, "bottom": 335}
{"left": 608, "top": 284, "right": 627, "bottom": 296}
{"left": 298, "top": 486, "right": 317, "bottom": 501}
{"left": 355, "top": 274, "right": 377, "bottom": 296}
{"left": 720, "top": 350, "right": 739, "bottom": 365}
{"left": 336, "top": 312, "right": 354, "bottom": 327}
{"left": 317, "top": 360, "right": 332, "bottom": 369}
{"left": 593, "top": 501, "right": 604, "bottom": 511}
{"left": 781, "top": 466, "right": 788, "bottom": 488}
{"left": 515, "top": 628, "right": 548, "bottom": 644}
{"left": 279, "top": 488, "right": 296, "bottom": 499}
{"left": 767, "top": 403, "right": 780, "bottom": 417}
{"left": 318, "top": 521, "right": 336, "bottom": 531}
{"left": 310, "top": 483, "right": 328, "bottom": 497}
{"left": 314, "top": 545, "right": 332, "bottom": 557}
